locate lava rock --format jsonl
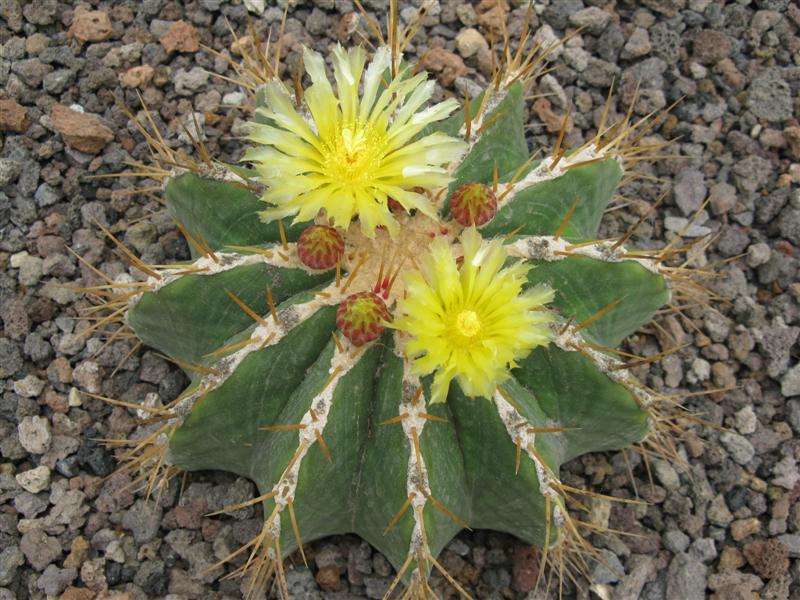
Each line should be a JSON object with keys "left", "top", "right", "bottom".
{"left": 68, "top": 9, "right": 113, "bottom": 43}
{"left": 0, "top": 99, "right": 29, "bottom": 132}
{"left": 743, "top": 539, "right": 789, "bottom": 579}
{"left": 160, "top": 20, "right": 201, "bottom": 53}
{"left": 692, "top": 29, "right": 731, "bottom": 63}
{"left": 50, "top": 105, "right": 114, "bottom": 154}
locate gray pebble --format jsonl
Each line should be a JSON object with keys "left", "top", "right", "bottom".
{"left": 42, "top": 69, "right": 74, "bottom": 94}
{"left": 777, "top": 534, "right": 800, "bottom": 557}
{"left": 716, "top": 226, "right": 749, "bottom": 257}
{"left": 10, "top": 251, "right": 43, "bottom": 286}
{"left": 24, "top": 332, "right": 53, "bottom": 363}
{"left": 15, "top": 491, "right": 49, "bottom": 518}
{"left": 582, "top": 57, "right": 620, "bottom": 87}
{"left": 569, "top": 7, "right": 611, "bottom": 35}
{"left": 664, "top": 216, "right": 711, "bottom": 237}
{"left": 0, "top": 159, "right": 21, "bottom": 186}
{"left": 542, "top": 0, "right": 583, "bottom": 30}
{"left": 746, "top": 242, "right": 771, "bottom": 268}
{"left": 306, "top": 8, "right": 329, "bottom": 35}
{"left": 563, "top": 47, "right": 590, "bottom": 72}
{"left": 35, "top": 564, "right": 76, "bottom": 596}
{"left": 616, "top": 554, "right": 656, "bottom": 600}
{"left": 12, "top": 58, "right": 52, "bottom": 87}
{"left": 755, "top": 321, "right": 800, "bottom": 378}
{"left": 735, "top": 406, "right": 757, "bottom": 434}
{"left": 134, "top": 559, "right": 167, "bottom": 596}
{"left": 13, "top": 374, "right": 44, "bottom": 398}
{"left": 654, "top": 459, "right": 681, "bottom": 490}
{"left": 455, "top": 4, "right": 477, "bottom": 27}
{"left": 666, "top": 552, "right": 707, "bottom": 600}
{"left": 621, "top": 27, "right": 651, "bottom": 59}
{"left": 122, "top": 499, "right": 163, "bottom": 543}
{"left": 148, "top": 19, "right": 174, "bottom": 38}
{"left": 591, "top": 548, "right": 625, "bottom": 584}
{"left": 777, "top": 208, "right": 800, "bottom": 245}
{"left": 650, "top": 21, "right": 680, "bottom": 64}
{"left": 287, "top": 568, "right": 323, "bottom": 599}
{"left": 674, "top": 170, "right": 707, "bottom": 216}
{"left": 720, "top": 431, "right": 755, "bottom": 465}
{"left": 19, "top": 530, "right": 61, "bottom": 571}
{"left": 34, "top": 183, "right": 61, "bottom": 207}
{"left": 174, "top": 67, "right": 209, "bottom": 95}
{"left": 733, "top": 155, "right": 773, "bottom": 193}
{"left": 782, "top": 366, "right": 800, "bottom": 399}
{"left": 747, "top": 69, "right": 793, "bottom": 122}
{"left": 0, "top": 546, "right": 24, "bottom": 586}
{"left": 664, "top": 530, "right": 690, "bottom": 553}
{"left": 0, "top": 339, "right": 23, "bottom": 379}
{"left": 689, "top": 538, "right": 717, "bottom": 563}
{"left": 17, "top": 415, "right": 51, "bottom": 454}
{"left": 596, "top": 24, "right": 625, "bottom": 61}
{"left": 125, "top": 222, "right": 159, "bottom": 254}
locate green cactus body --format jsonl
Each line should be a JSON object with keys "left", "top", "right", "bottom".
{"left": 107, "top": 40, "right": 682, "bottom": 598}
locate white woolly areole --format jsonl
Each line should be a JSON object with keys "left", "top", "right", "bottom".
{"left": 496, "top": 143, "right": 623, "bottom": 210}
{"left": 144, "top": 243, "right": 314, "bottom": 294}
{"left": 272, "top": 342, "right": 362, "bottom": 508}
{"left": 159, "top": 166, "right": 256, "bottom": 192}
{"left": 398, "top": 369, "right": 432, "bottom": 557}
{"left": 504, "top": 235, "right": 662, "bottom": 275}
{"left": 492, "top": 389, "right": 560, "bottom": 500}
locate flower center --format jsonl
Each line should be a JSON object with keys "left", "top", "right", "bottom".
{"left": 323, "top": 121, "right": 383, "bottom": 184}
{"left": 455, "top": 309, "right": 481, "bottom": 339}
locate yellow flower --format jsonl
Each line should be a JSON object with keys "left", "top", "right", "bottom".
{"left": 394, "top": 228, "right": 554, "bottom": 404}
{"left": 244, "top": 45, "right": 467, "bottom": 237}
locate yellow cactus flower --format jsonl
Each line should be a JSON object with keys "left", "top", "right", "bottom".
{"left": 244, "top": 45, "right": 467, "bottom": 237}
{"left": 394, "top": 228, "right": 554, "bottom": 404}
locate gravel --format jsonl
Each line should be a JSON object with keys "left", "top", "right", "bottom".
{"left": 1, "top": 0, "right": 799, "bottom": 598}
{"left": 666, "top": 552, "right": 708, "bottom": 600}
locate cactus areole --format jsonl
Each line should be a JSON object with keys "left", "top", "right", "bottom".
{"left": 110, "top": 35, "right": 687, "bottom": 598}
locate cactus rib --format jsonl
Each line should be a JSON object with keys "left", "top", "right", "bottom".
{"left": 168, "top": 291, "right": 342, "bottom": 421}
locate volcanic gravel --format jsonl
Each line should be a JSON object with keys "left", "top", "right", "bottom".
{"left": 1, "top": 0, "right": 800, "bottom": 599}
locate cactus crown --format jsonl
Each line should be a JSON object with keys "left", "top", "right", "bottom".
{"left": 85, "top": 6, "right": 709, "bottom": 599}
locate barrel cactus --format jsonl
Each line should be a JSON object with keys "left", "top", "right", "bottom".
{"left": 92, "top": 17, "right": 696, "bottom": 599}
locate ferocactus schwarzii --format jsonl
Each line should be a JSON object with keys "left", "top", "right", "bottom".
{"left": 86, "top": 9, "right": 703, "bottom": 598}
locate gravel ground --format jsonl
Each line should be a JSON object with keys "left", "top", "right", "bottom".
{"left": 1, "top": 0, "right": 800, "bottom": 599}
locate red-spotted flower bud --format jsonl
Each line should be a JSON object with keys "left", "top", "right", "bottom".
{"left": 450, "top": 182, "right": 497, "bottom": 226}
{"left": 296, "top": 225, "right": 345, "bottom": 270}
{"left": 336, "top": 292, "right": 391, "bottom": 346}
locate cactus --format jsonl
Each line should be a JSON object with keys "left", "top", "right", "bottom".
{"left": 90, "top": 13, "right": 702, "bottom": 599}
